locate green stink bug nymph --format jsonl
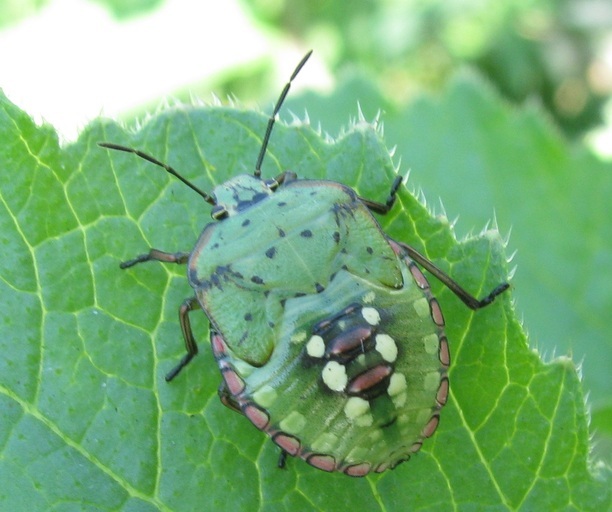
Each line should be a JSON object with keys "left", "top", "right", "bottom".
{"left": 100, "top": 51, "right": 509, "bottom": 476}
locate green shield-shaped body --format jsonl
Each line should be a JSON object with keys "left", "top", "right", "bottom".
{"left": 188, "top": 176, "right": 449, "bottom": 475}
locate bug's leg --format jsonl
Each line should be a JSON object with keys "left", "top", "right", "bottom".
{"left": 165, "top": 296, "right": 200, "bottom": 381}
{"left": 277, "top": 450, "right": 288, "bottom": 469}
{"left": 120, "top": 249, "right": 190, "bottom": 269}
{"left": 396, "top": 241, "right": 510, "bottom": 309}
{"left": 267, "top": 171, "right": 298, "bottom": 190}
{"left": 359, "top": 175, "right": 403, "bottom": 215}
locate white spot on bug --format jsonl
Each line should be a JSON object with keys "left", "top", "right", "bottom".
{"left": 280, "top": 411, "right": 307, "bottom": 434}
{"left": 356, "top": 354, "right": 367, "bottom": 367}
{"left": 424, "top": 371, "right": 440, "bottom": 391}
{"left": 387, "top": 373, "right": 407, "bottom": 396}
{"left": 291, "top": 331, "right": 307, "bottom": 344}
{"left": 306, "top": 335, "right": 325, "bottom": 358}
{"left": 361, "top": 306, "right": 381, "bottom": 326}
{"left": 355, "top": 414, "right": 374, "bottom": 427}
{"left": 423, "top": 333, "right": 439, "bottom": 355}
{"left": 413, "top": 298, "right": 430, "bottom": 318}
{"left": 311, "top": 432, "right": 339, "bottom": 452}
{"left": 253, "top": 385, "right": 277, "bottom": 408}
{"left": 375, "top": 334, "right": 398, "bottom": 362}
{"left": 392, "top": 392, "right": 407, "bottom": 408}
{"left": 362, "top": 291, "right": 376, "bottom": 304}
{"left": 322, "top": 361, "right": 348, "bottom": 391}
{"left": 344, "top": 397, "right": 374, "bottom": 426}
{"left": 344, "top": 396, "right": 370, "bottom": 419}
{"left": 388, "top": 374, "right": 408, "bottom": 408}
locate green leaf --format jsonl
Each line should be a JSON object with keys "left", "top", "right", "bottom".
{"left": 0, "top": 82, "right": 608, "bottom": 511}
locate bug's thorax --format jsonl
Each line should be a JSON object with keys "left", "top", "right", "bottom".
{"left": 211, "top": 174, "right": 274, "bottom": 218}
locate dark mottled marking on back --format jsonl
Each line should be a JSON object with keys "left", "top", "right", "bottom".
{"left": 315, "top": 283, "right": 325, "bottom": 293}
{"left": 381, "top": 416, "right": 398, "bottom": 429}
{"left": 242, "top": 219, "right": 251, "bottom": 227}
{"left": 278, "top": 227, "right": 286, "bottom": 237}
{"left": 212, "top": 243, "right": 219, "bottom": 250}
{"left": 366, "top": 246, "right": 373, "bottom": 254}
{"left": 333, "top": 231, "right": 340, "bottom": 243}
{"left": 301, "top": 229, "right": 313, "bottom": 238}
{"left": 237, "top": 330, "right": 249, "bottom": 347}
{"left": 294, "top": 292, "right": 306, "bottom": 298}
{"left": 244, "top": 313, "right": 253, "bottom": 322}
{"left": 266, "top": 247, "right": 277, "bottom": 259}
{"left": 340, "top": 248, "right": 348, "bottom": 254}
{"left": 268, "top": 321, "right": 275, "bottom": 328}
{"left": 251, "top": 276, "right": 264, "bottom": 284}
{"left": 277, "top": 201, "right": 287, "bottom": 207}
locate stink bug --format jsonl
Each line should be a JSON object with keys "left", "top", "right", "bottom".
{"left": 100, "top": 50, "right": 509, "bottom": 476}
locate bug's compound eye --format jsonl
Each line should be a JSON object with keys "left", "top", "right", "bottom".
{"left": 211, "top": 205, "right": 229, "bottom": 220}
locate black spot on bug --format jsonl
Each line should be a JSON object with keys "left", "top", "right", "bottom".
{"left": 333, "top": 231, "right": 340, "bottom": 243}
{"left": 242, "top": 219, "right": 251, "bottom": 227}
{"left": 381, "top": 416, "right": 398, "bottom": 429}
{"left": 315, "top": 283, "right": 325, "bottom": 293}
{"left": 212, "top": 243, "right": 219, "bottom": 250}
{"left": 294, "top": 292, "right": 306, "bottom": 298}
{"left": 268, "top": 321, "right": 275, "bottom": 328}
{"left": 366, "top": 246, "right": 373, "bottom": 254}
{"left": 244, "top": 313, "right": 252, "bottom": 322}
{"left": 237, "top": 331, "right": 249, "bottom": 347}
{"left": 277, "top": 201, "right": 287, "bottom": 207}
{"left": 300, "top": 229, "right": 313, "bottom": 238}
{"left": 280, "top": 298, "right": 287, "bottom": 308}
{"left": 340, "top": 248, "right": 348, "bottom": 254}
{"left": 265, "top": 247, "right": 276, "bottom": 259}
{"left": 277, "top": 227, "right": 286, "bottom": 237}
{"left": 263, "top": 290, "right": 270, "bottom": 298}
{"left": 341, "top": 264, "right": 348, "bottom": 271}
{"left": 251, "top": 276, "right": 264, "bottom": 284}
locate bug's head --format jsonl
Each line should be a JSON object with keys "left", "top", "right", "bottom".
{"left": 209, "top": 174, "right": 276, "bottom": 220}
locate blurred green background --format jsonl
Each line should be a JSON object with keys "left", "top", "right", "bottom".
{"left": 1, "top": 0, "right": 610, "bottom": 465}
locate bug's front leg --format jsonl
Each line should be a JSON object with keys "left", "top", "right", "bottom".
{"left": 165, "top": 296, "right": 200, "bottom": 381}
{"left": 120, "top": 249, "right": 190, "bottom": 269}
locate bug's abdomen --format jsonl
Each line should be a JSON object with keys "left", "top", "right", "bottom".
{"left": 212, "top": 246, "right": 449, "bottom": 476}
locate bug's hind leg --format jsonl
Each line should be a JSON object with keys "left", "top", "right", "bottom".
{"left": 396, "top": 241, "right": 510, "bottom": 309}
{"left": 359, "top": 175, "right": 403, "bottom": 215}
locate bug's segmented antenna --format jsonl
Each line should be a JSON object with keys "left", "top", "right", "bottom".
{"left": 98, "top": 142, "right": 216, "bottom": 205}
{"left": 254, "top": 50, "right": 313, "bottom": 178}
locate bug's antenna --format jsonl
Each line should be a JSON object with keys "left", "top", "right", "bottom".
{"left": 254, "top": 50, "right": 313, "bottom": 178}
{"left": 99, "top": 142, "right": 216, "bottom": 205}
